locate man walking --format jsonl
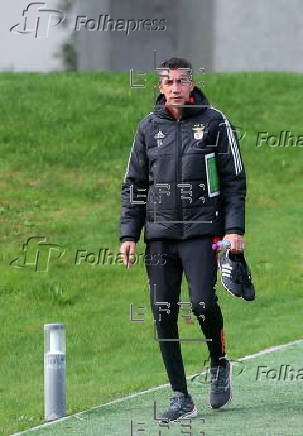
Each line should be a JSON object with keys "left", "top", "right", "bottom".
{"left": 119, "top": 57, "right": 246, "bottom": 421}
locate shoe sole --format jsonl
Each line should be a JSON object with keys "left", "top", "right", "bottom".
{"left": 209, "top": 391, "right": 232, "bottom": 409}
{"left": 221, "top": 274, "right": 255, "bottom": 301}
{"left": 159, "top": 405, "right": 198, "bottom": 423}
{"left": 221, "top": 281, "right": 242, "bottom": 298}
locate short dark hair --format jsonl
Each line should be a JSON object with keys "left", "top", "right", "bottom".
{"left": 158, "top": 57, "right": 192, "bottom": 70}
{"left": 157, "top": 57, "right": 193, "bottom": 82}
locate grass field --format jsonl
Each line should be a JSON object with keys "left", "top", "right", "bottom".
{"left": 0, "top": 72, "right": 302, "bottom": 435}
{"left": 10, "top": 340, "right": 303, "bottom": 436}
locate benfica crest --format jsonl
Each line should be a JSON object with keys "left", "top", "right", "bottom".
{"left": 154, "top": 130, "right": 165, "bottom": 147}
{"left": 192, "top": 124, "right": 205, "bottom": 140}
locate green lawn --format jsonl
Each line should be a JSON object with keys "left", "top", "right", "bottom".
{"left": 9, "top": 340, "right": 303, "bottom": 436}
{"left": 0, "top": 72, "right": 302, "bottom": 435}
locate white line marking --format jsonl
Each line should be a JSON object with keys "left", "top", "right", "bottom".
{"left": 10, "top": 338, "right": 303, "bottom": 435}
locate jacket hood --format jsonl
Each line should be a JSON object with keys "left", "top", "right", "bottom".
{"left": 154, "top": 86, "right": 210, "bottom": 120}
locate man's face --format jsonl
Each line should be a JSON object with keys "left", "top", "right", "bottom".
{"left": 159, "top": 69, "right": 194, "bottom": 106}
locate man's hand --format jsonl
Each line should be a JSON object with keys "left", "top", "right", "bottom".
{"left": 223, "top": 234, "right": 245, "bottom": 253}
{"left": 120, "top": 241, "right": 136, "bottom": 268}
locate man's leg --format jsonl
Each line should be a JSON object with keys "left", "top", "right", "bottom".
{"left": 144, "top": 239, "right": 188, "bottom": 394}
{"left": 177, "top": 236, "right": 226, "bottom": 367}
{"left": 179, "top": 236, "right": 232, "bottom": 409}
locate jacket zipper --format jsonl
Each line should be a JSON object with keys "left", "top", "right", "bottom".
{"left": 176, "top": 120, "right": 183, "bottom": 228}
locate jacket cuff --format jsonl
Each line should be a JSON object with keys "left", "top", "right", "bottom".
{"left": 120, "top": 237, "right": 137, "bottom": 243}
{"left": 224, "top": 228, "right": 244, "bottom": 236}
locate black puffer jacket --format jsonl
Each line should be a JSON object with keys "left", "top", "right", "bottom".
{"left": 119, "top": 86, "right": 246, "bottom": 243}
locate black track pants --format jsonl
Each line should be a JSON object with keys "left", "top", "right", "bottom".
{"left": 144, "top": 236, "right": 226, "bottom": 394}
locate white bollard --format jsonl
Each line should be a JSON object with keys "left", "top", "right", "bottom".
{"left": 44, "top": 324, "right": 66, "bottom": 422}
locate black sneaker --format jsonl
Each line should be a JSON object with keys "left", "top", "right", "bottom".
{"left": 220, "top": 251, "right": 255, "bottom": 301}
{"left": 209, "top": 359, "right": 232, "bottom": 409}
{"left": 158, "top": 391, "right": 198, "bottom": 422}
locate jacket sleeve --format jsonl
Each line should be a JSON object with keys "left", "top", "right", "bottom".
{"left": 214, "top": 116, "right": 246, "bottom": 235}
{"left": 119, "top": 121, "right": 149, "bottom": 243}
